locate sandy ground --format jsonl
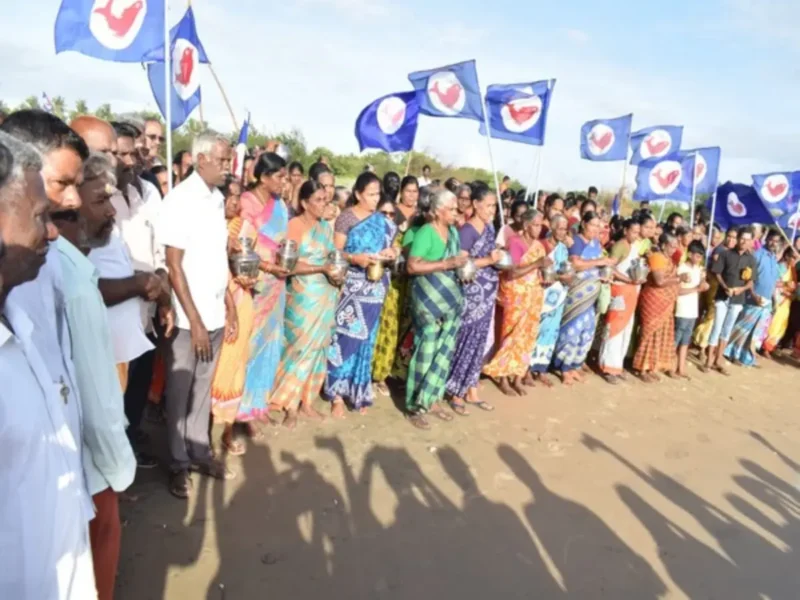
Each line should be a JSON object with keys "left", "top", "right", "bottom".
{"left": 118, "top": 353, "right": 800, "bottom": 600}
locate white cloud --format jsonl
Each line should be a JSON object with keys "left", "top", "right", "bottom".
{"left": 724, "top": 0, "right": 800, "bottom": 50}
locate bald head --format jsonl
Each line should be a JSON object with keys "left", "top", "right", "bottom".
{"left": 70, "top": 116, "right": 116, "bottom": 167}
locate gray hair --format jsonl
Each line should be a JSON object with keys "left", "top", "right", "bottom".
{"left": 549, "top": 213, "right": 567, "bottom": 229}
{"left": 456, "top": 184, "right": 472, "bottom": 199}
{"left": 82, "top": 152, "right": 117, "bottom": 187}
{"left": 519, "top": 207, "right": 541, "bottom": 224}
{"left": 430, "top": 189, "right": 456, "bottom": 212}
{"left": 191, "top": 134, "right": 230, "bottom": 163}
{"left": 0, "top": 130, "right": 43, "bottom": 209}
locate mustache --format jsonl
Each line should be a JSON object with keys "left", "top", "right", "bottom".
{"left": 50, "top": 209, "right": 81, "bottom": 222}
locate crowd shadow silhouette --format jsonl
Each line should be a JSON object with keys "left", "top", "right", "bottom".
{"left": 117, "top": 427, "right": 799, "bottom": 599}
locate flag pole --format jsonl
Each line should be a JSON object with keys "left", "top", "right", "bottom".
{"left": 526, "top": 79, "right": 553, "bottom": 207}
{"left": 705, "top": 186, "right": 718, "bottom": 258}
{"left": 164, "top": 0, "right": 173, "bottom": 191}
{"left": 523, "top": 147, "right": 538, "bottom": 201}
{"left": 404, "top": 150, "right": 413, "bottom": 177}
{"left": 689, "top": 152, "right": 698, "bottom": 226}
{"left": 658, "top": 201, "right": 667, "bottom": 222}
{"left": 207, "top": 63, "right": 239, "bottom": 130}
{"left": 477, "top": 79, "right": 504, "bottom": 227}
{"left": 617, "top": 128, "right": 633, "bottom": 211}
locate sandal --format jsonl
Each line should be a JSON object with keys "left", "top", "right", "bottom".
{"left": 223, "top": 439, "right": 246, "bottom": 456}
{"left": 430, "top": 406, "right": 454, "bottom": 422}
{"left": 407, "top": 413, "right": 430, "bottom": 430}
{"left": 448, "top": 400, "right": 469, "bottom": 416}
{"left": 374, "top": 381, "right": 390, "bottom": 396}
{"left": 698, "top": 364, "right": 710, "bottom": 374}
{"left": 191, "top": 460, "right": 236, "bottom": 481}
{"left": 713, "top": 365, "right": 730, "bottom": 376}
{"left": 604, "top": 374, "right": 620, "bottom": 385}
{"left": 465, "top": 400, "right": 495, "bottom": 412}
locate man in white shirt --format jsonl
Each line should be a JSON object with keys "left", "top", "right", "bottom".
{"left": 417, "top": 164, "right": 432, "bottom": 188}
{"left": 0, "top": 130, "right": 97, "bottom": 599}
{"left": 73, "top": 116, "right": 173, "bottom": 468}
{"left": 53, "top": 151, "right": 137, "bottom": 600}
{"left": 159, "top": 134, "right": 238, "bottom": 499}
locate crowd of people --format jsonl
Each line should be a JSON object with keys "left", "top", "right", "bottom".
{"left": 1, "top": 107, "right": 799, "bottom": 599}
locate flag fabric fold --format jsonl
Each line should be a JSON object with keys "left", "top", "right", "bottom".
{"left": 55, "top": 0, "right": 165, "bottom": 62}
{"left": 633, "top": 153, "right": 695, "bottom": 202}
{"left": 354, "top": 91, "right": 419, "bottom": 153}
{"left": 232, "top": 114, "right": 250, "bottom": 180}
{"left": 478, "top": 79, "right": 555, "bottom": 146}
{"left": 629, "top": 125, "right": 683, "bottom": 165}
{"left": 707, "top": 182, "right": 775, "bottom": 230}
{"left": 579, "top": 114, "right": 632, "bottom": 161}
{"left": 408, "top": 60, "right": 484, "bottom": 122}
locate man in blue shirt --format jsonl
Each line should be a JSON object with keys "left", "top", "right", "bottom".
{"left": 724, "top": 229, "right": 782, "bottom": 366}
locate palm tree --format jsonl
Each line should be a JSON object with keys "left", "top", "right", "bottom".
{"left": 70, "top": 99, "right": 90, "bottom": 121}
{"left": 22, "top": 95, "right": 40, "bottom": 110}
{"left": 51, "top": 96, "right": 66, "bottom": 119}
{"left": 94, "top": 103, "right": 113, "bottom": 121}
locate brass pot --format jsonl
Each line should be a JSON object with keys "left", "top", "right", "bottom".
{"left": 366, "top": 261, "right": 385, "bottom": 282}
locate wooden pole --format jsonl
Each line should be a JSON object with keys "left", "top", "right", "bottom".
{"left": 208, "top": 63, "right": 238, "bottom": 131}
{"left": 404, "top": 151, "right": 413, "bottom": 177}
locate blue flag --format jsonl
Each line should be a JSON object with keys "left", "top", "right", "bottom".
{"left": 707, "top": 182, "right": 776, "bottom": 230}
{"left": 611, "top": 193, "right": 620, "bottom": 216}
{"left": 633, "top": 154, "right": 695, "bottom": 202}
{"left": 675, "top": 147, "right": 721, "bottom": 197}
{"left": 354, "top": 91, "right": 419, "bottom": 153}
{"left": 408, "top": 60, "right": 484, "bottom": 122}
{"left": 579, "top": 114, "right": 632, "bottom": 161}
{"left": 55, "top": 0, "right": 165, "bottom": 62}
{"left": 751, "top": 171, "right": 800, "bottom": 220}
{"left": 146, "top": 9, "right": 208, "bottom": 130}
{"left": 232, "top": 114, "right": 249, "bottom": 180}
{"left": 478, "top": 80, "right": 555, "bottom": 146}
{"left": 629, "top": 125, "right": 683, "bottom": 165}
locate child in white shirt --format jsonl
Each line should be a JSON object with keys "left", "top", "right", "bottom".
{"left": 675, "top": 241, "right": 709, "bottom": 378}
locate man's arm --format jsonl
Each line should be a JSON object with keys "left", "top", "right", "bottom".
{"left": 98, "top": 272, "right": 160, "bottom": 307}
{"left": 166, "top": 246, "right": 211, "bottom": 360}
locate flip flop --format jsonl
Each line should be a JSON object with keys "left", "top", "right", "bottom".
{"left": 223, "top": 439, "right": 246, "bottom": 456}
{"left": 465, "top": 400, "right": 495, "bottom": 412}
{"left": 430, "top": 407, "right": 454, "bottom": 422}
{"left": 407, "top": 413, "right": 430, "bottom": 430}
{"left": 448, "top": 401, "right": 470, "bottom": 416}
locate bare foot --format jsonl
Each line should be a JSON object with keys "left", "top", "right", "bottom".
{"left": 358, "top": 406, "right": 369, "bottom": 415}
{"left": 510, "top": 376, "right": 527, "bottom": 396}
{"left": 561, "top": 371, "right": 576, "bottom": 386}
{"left": 300, "top": 404, "right": 325, "bottom": 421}
{"left": 497, "top": 377, "right": 516, "bottom": 396}
{"left": 331, "top": 399, "right": 346, "bottom": 419}
{"left": 283, "top": 410, "right": 298, "bottom": 430}
{"left": 521, "top": 371, "right": 536, "bottom": 387}
{"left": 244, "top": 422, "right": 263, "bottom": 440}
{"left": 534, "top": 372, "right": 554, "bottom": 388}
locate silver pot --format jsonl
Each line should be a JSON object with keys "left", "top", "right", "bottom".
{"left": 391, "top": 253, "right": 406, "bottom": 275}
{"left": 493, "top": 249, "right": 513, "bottom": 271}
{"left": 541, "top": 264, "right": 557, "bottom": 285}
{"left": 456, "top": 259, "right": 478, "bottom": 283}
{"left": 277, "top": 240, "right": 298, "bottom": 272}
{"left": 230, "top": 237, "right": 260, "bottom": 278}
{"left": 557, "top": 262, "right": 575, "bottom": 277}
{"left": 629, "top": 258, "right": 649, "bottom": 282}
{"left": 600, "top": 265, "right": 614, "bottom": 280}
{"left": 327, "top": 250, "right": 348, "bottom": 279}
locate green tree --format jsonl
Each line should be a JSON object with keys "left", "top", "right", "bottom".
{"left": 0, "top": 99, "right": 9, "bottom": 116}
{"left": 94, "top": 103, "right": 113, "bottom": 121}
{"left": 69, "top": 98, "right": 90, "bottom": 121}
{"left": 22, "top": 95, "right": 40, "bottom": 110}
{"left": 51, "top": 96, "right": 66, "bottom": 119}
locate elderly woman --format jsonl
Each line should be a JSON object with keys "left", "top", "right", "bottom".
{"left": 405, "top": 189, "right": 467, "bottom": 429}
{"left": 552, "top": 211, "right": 614, "bottom": 385}
{"left": 239, "top": 153, "right": 291, "bottom": 423}
{"left": 210, "top": 177, "right": 258, "bottom": 454}
{"left": 483, "top": 209, "right": 551, "bottom": 396}
{"left": 529, "top": 214, "right": 572, "bottom": 386}
{"left": 325, "top": 172, "right": 398, "bottom": 417}
{"left": 454, "top": 183, "right": 474, "bottom": 227}
{"left": 633, "top": 233, "right": 682, "bottom": 381}
{"left": 597, "top": 218, "right": 644, "bottom": 384}
{"left": 445, "top": 185, "right": 503, "bottom": 412}
{"left": 270, "top": 180, "right": 342, "bottom": 428}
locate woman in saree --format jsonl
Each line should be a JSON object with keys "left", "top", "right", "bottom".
{"left": 762, "top": 247, "right": 798, "bottom": 356}
{"left": 633, "top": 233, "right": 682, "bottom": 382}
{"left": 552, "top": 212, "right": 614, "bottom": 385}
{"left": 372, "top": 177, "right": 420, "bottom": 395}
{"left": 693, "top": 228, "right": 738, "bottom": 354}
{"left": 270, "top": 180, "right": 343, "bottom": 428}
{"left": 239, "top": 153, "right": 291, "bottom": 423}
{"left": 405, "top": 190, "right": 467, "bottom": 430}
{"left": 482, "top": 208, "right": 550, "bottom": 396}
{"left": 598, "top": 218, "right": 645, "bottom": 384}
{"left": 210, "top": 179, "right": 257, "bottom": 454}
{"left": 529, "top": 214, "right": 572, "bottom": 386}
{"left": 445, "top": 185, "right": 503, "bottom": 412}
{"left": 325, "top": 172, "right": 398, "bottom": 417}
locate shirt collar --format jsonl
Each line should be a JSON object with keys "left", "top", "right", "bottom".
{"left": 0, "top": 303, "right": 33, "bottom": 348}
{"left": 185, "top": 172, "right": 224, "bottom": 206}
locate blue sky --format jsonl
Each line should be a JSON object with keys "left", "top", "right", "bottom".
{"left": 2, "top": 0, "right": 798, "bottom": 190}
